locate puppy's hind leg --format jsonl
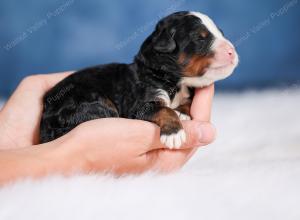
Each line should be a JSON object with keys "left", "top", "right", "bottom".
{"left": 40, "top": 97, "right": 119, "bottom": 143}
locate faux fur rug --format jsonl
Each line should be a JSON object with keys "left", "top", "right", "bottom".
{"left": 1, "top": 88, "right": 300, "bottom": 220}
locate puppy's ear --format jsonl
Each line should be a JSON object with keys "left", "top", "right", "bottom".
{"left": 153, "top": 29, "right": 176, "bottom": 53}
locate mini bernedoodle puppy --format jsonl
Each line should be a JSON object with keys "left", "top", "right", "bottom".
{"left": 40, "top": 11, "right": 239, "bottom": 148}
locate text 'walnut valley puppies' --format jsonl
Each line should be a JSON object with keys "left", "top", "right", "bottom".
{"left": 40, "top": 11, "right": 239, "bottom": 149}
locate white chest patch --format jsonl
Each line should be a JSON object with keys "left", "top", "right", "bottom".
{"left": 156, "top": 85, "right": 190, "bottom": 109}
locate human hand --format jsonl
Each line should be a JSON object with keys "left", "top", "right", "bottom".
{"left": 0, "top": 72, "right": 215, "bottom": 178}
{"left": 52, "top": 81, "right": 215, "bottom": 174}
{"left": 0, "top": 72, "right": 73, "bottom": 149}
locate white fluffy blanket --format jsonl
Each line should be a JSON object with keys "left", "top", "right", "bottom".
{"left": 1, "top": 88, "right": 300, "bottom": 220}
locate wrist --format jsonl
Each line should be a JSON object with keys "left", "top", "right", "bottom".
{"left": 59, "top": 128, "right": 110, "bottom": 173}
{"left": 46, "top": 133, "right": 92, "bottom": 174}
{"left": 40, "top": 137, "right": 88, "bottom": 176}
{"left": 0, "top": 139, "right": 85, "bottom": 185}
{"left": 0, "top": 146, "right": 55, "bottom": 184}
{"left": 0, "top": 113, "right": 18, "bottom": 150}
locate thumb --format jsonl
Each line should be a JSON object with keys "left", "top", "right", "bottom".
{"left": 67, "top": 118, "right": 215, "bottom": 153}
{"left": 181, "top": 120, "right": 216, "bottom": 147}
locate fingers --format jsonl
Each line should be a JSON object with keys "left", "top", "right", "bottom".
{"left": 146, "top": 121, "right": 216, "bottom": 172}
{"left": 55, "top": 118, "right": 215, "bottom": 175}
{"left": 145, "top": 120, "right": 217, "bottom": 172}
{"left": 68, "top": 118, "right": 215, "bottom": 152}
{"left": 146, "top": 148, "right": 195, "bottom": 173}
{"left": 190, "top": 84, "right": 215, "bottom": 122}
{"left": 17, "top": 71, "right": 74, "bottom": 94}
{"left": 46, "top": 118, "right": 215, "bottom": 175}
{"left": 68, "top": 118, "right": 158, "bottom": 148}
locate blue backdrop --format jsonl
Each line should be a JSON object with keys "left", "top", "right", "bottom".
{"left": 0, "top": 0, "right": 299, "bottom": 98}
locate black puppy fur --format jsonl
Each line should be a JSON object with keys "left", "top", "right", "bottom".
{"left": 40, "top": 11, "right": 237, "bottom": 148}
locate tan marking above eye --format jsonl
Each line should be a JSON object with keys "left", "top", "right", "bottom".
{"left": 200, "top": 30, "right": 209, "bottom": 38}
{"left": 178, "top": 53, "right": 187, "bottom": 64}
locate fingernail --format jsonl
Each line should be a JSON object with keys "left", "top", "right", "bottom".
{"left": 197, "top": 123, "right": 216, "bottom": 143}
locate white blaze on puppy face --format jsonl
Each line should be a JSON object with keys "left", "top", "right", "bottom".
{"left": 181, "top": 12, "right": 239, "bottom": 88}
{"left": 190, "top": 11, "right": 224, "bottom": 41}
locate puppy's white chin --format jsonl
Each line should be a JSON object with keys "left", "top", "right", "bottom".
{"left": 181, "top": 63, "right": 237, "bottom": 88}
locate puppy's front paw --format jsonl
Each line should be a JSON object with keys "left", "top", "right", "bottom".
{"left": 150, "top": 107, "right": 187, "bottom": 149}
{"left": 160, "top": 129, "right": 186, "bottom": 149}
{"left": 175, "top": 110, "right": 191, "bottom": 121}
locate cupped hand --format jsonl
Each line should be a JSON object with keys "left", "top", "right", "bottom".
{"left": 0, "top": 72, "right": 215, "bottom": 175}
